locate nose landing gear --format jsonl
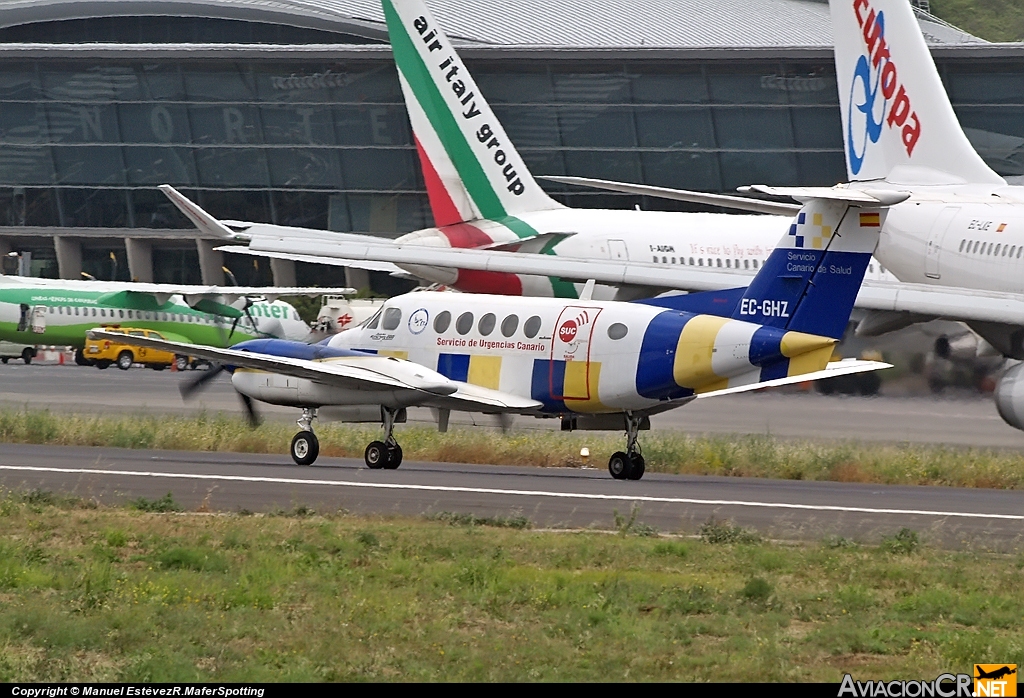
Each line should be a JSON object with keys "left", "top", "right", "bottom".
{"left": 365, "top": 407, "right": 403, "bottom": 469}
{"left": 608, "top": 414, "right": 645, "bottom": 481}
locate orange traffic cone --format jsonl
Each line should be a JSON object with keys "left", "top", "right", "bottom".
{"left": 58, "top": 352, "right": 64, "bottom": 365}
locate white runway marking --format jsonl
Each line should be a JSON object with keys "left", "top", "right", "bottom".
{"left": 2, "top": 464, "right": 1023, "bottom": 521}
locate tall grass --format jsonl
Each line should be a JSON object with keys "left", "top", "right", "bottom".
{"left": 1, "top": 409, "right": 1024, "bottom": 489}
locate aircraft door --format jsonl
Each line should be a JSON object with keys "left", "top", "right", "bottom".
{"left": 16, "top": 303, "right": 29, "bottom": 332}
{"left": 30, "top": 306, "right": 46, "bottom": 333}
{"left": 608, "top": 239, "right": 628, "bottom": 260}
{"left": 550, "top": 305, "right": 602, "bottom": 402}
{"left": 925, "top": 207, "right": 960, "bottom": 279}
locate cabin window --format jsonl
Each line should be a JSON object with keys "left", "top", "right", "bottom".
{"left": 523, "top": 315, "right": 542, "bottom": 339}
{"left": 662, "top": 256, "right": 667, "bottom": 264}
{"left": 48, "top": 307, "right": 54, "bottom": 314}
{"left": 119, "top": 310, "right": 124, "bottom": 318}
{"left": 456, "top": 312, "right": 474, "bottom": 335}
{"left": 478, "top": 313, "right": 496, "bottom": 336}
{"left": 652, "top": 256, "right": 658, "bottom": 263}
{"left": 501, "top": 314, "right": 519, "bottom": 337}
{"left": 73, "top": 307, "right": 79, "bottom": 316}
{"left": 689, "top": 257, "right": 695, "bottom": 265}
{"left": 996, "top": 244, "right": 1002, "bottom": 256}
{"left": 382, "top": 307, "right": 402, "bottom": 330}
{"left": 716, "top": 258, "right": 722, "bottom": 268}
{"left": 869, "top": 264, "right": 874, "bottom": 273}
{"left": 988, "top": 243, "right": 994, "bottom": 255}
{"left": 1018, "top": 247, "right": 1023, "bottom": 259}
{"left": 697, "top": 258, "right": 703, "bottom": 267}
{"left": 607, "top": 323, "right": 628, "bottom": 340}
{"left": 726, "top": 259, "right": 731, "bottom": 268}
{"left": 1004, "top": 245, "right": 1010, "bottom": 257}
{"left": 959, "top": 239, "right": 965, "bottom": 252}
{"left": 671, "top": 257, "right": 676, "bottom": 264}
{"left": 433, "top": 310, "right": 451, "bottom": 333}
{"left": 744, "top": 260, "right": 749, "bottom": 270}
{"left": 753, "top": 260, "right": 759, "bottom": 269}
{"left": 57, "top": 307, "right": 62, "bottom": 315}
{"left": 1011, "top": 247, "right": 1017, "bottom": 258}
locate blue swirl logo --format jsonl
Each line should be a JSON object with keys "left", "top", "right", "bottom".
{"left": 847, "top": 11, "right": 887, "bottom": 175}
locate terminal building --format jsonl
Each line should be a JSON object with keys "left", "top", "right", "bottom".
{"left": 0, "top": 0, "right": 1018, "bottom": 288}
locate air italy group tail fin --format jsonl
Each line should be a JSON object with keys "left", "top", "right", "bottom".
{"left": 732, "top": 186, "right": 908, "bottom": 341}
{"left": 382, "top": 0, "right": 563, "bottom": 226}
{"left": 830, "top": 0, "right": 1003, "bottom": 185}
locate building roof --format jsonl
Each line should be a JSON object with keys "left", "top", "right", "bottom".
{"left": 0, "top": 0, "right": 989, "bottom": 49}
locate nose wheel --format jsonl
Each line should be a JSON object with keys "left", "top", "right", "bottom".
{"left": 608, "top": 414, "right": 646, "bottom": 480}
{"left": 290, "top": 408, "right": 320, "bottom": 465}
{"left": 364, "top": 407, "right": 403, "bottom": 469}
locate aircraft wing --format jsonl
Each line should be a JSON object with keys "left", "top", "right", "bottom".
{"left": 86, "top": 330, "right": 543, "bottom": 412}
{"left": 224, "top": 238, "right": 1024, "bottom": 328}
{"left": 541, "top": 176, "right": 800, "bottom": 215}
{"left": 2, "top": 275, "right": 356, "bottom": 301}
{"left": 222, "top": 237, "right": 753, "bottom": 291}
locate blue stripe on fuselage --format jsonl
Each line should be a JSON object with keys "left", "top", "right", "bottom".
{"left": 531, "top": 359, "right": 566, "bottom": 413}
{"left": 636, "top": 310, "right": 695, "bottom": 401}
{"left": 636, "top": 287, "right": 747, "bottom": 318}
{"left": 437, "top": 353, "right": 470, "bottom": 382}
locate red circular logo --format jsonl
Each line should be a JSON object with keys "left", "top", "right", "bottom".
{"left": 558, "top": 320, "right": 578, "bottom": 343}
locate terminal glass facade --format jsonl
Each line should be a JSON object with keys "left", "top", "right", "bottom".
{"left": 0, "top": 51, "right": 1018, "bottom": 239}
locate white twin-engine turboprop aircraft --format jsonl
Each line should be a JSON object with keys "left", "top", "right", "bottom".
{"left": 94, "top": 194, "right": 892, "bottom": 480}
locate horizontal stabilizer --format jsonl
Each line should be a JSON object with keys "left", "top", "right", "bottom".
{"left": 220, "top": 246, "right": 405, "bottom": 275}
{"left": 542, "top": 176, "right": 800, "bottom": 216}
{"left": 696, "top": 359, "right": 891, "bottom": 399}
{"left": 740, "top": 185, "right": 910, "bottom": 207}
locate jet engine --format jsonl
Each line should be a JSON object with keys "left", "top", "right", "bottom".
{"left": 994, "top": 363, "right": 1024, "bottom": 431}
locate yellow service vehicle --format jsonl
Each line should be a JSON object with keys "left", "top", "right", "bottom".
{"left": 84, "top": 327, "right": 192, "bottom": 370}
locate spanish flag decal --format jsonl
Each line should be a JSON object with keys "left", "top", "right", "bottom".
{"left": 859, "top": 212, "right": 881, "bottom": 227}
{"left": 997, "top": 223, "right": 1008, "bottom": 233}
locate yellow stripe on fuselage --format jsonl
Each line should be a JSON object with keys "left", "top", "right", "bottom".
{"left": 674, "top": 315, "right": 730, "bottom": 389}
{"left": 378, "top": 350, "right": 409, "bottom": 360}
{"left": 563, "top": 360, "right": 606, "bottom": 413}
{"left": 467, "top": 355, "right": 501, "bottom": 390}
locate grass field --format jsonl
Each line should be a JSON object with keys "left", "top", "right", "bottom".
{"left": 0, "top": 490, "right": 1022, "bottom": 682}
{"left": 2, "top": 409, "right": 1024, "bottom": 490}
{"left": 932, "top": 0, "right": 1024, "bottom": 42}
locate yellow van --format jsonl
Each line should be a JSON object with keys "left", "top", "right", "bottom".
{"left": 84, "top": 327, "right": 190, "bottom": 371}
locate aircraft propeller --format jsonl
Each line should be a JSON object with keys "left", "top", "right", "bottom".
{"left": 179, "top": 363, "right": 262, "bottom": 428}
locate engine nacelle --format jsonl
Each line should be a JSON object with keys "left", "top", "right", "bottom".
{"left": 994, "top": 363, "right": 1024, "bottom": 431}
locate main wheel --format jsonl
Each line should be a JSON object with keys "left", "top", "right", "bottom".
{"left": 290, "top": 430, "right": 319, "bottom": 466}
{"left": 96, "top": 360, "right": 111, "bottom": 370}
{"left": 174, "top": 355, "right": 188, "bottom": 371}
{"left": 626, "top": 454, "right": 645, "bottom": 481}
{"left": 364, "top": 440, "right": 388, "bottom": 469}
{"left": 383, "top": 443, "right": 403, "bottom": 469}
{"left": 608, "top": 451, "right": 631, "bottom": 480}
{"left": 74, "top": 347, "right": 90, "bottom": 366}
{"left": 21, "top": 348, "right": 33, "bottom": 365}
{"left": 116, "top": 351, "right": 134, "bottom": 370}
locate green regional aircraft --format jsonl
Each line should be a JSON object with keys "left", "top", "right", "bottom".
{"left": 0, "top": 275, "right": 354, "bottom": 364}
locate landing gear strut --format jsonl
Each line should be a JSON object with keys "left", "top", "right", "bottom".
{"left": 609, "top": 413, "right": 645, "bottom": 481}
{"left": 365, "top": 407, "right": 403, "bottom": 470}
{"left": 290, "top": 407, "right": 319, "bottom": 465}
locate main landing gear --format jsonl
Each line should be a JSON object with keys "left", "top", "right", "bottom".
{"left": 364, "top": 407, "right": 402, "bottom": 470}
{"left": 290, "top": 407, "right": 320, "bottom": 465}
{"left": 608, "top": 414, "right": 645, "bottom": 481}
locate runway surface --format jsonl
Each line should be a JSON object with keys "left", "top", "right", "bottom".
{"left": 0, "top": 443, "right": 1021, "bottom": 547}
{"left": 2, "top": 363, "right": 1023, "bottom": 448}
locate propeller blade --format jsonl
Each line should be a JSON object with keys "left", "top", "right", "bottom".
{"left": 228, "top": 316, "right": 240, "bottom": 338}
{"left": 179, "top": 363, "right": 225, "bottom": 400}
{"left": 238, "top": 392, "right": 262, "bottom": 428}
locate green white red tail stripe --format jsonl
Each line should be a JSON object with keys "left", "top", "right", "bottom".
{"left": 383, "top": 0, "right": 562, "bottom": 227}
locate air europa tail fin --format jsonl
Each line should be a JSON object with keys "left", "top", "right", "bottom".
{"left": 732, "top": 188, "right": 901, "bottom": 340}
{"left": 829, "top": 0, "right": 1003, "bottom": 185}
{"left": 382, "top": 0, "right": 563, "bottom": 226}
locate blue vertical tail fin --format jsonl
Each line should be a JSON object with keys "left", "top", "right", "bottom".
{"left": 732, "top": 188, "right": 903, "bottom": 339}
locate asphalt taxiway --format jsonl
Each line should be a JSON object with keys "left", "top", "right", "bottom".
{"left": 2, "top": 363, "right": 1022, "bottom": 448}
{"left": 0, "top": 443, "right": 1020, "bottom": 547}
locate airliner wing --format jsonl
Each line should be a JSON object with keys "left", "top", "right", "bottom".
{"left": 540, "top": 176, "right": 801, "bottom": 216}
{"left": 223, "top": 237, "right": 1024, "bottom": 328}
{"left": 86, "top": 330, "right": 543, "bottom": 413}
